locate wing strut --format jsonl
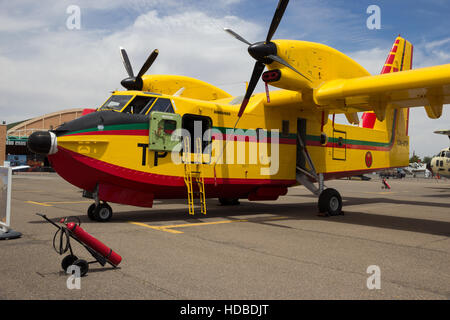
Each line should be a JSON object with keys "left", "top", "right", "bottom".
{"left": 295, "top": 132, "right": 324, "bottom": 195}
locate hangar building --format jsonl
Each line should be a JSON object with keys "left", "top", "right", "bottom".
{"left": 3, "top": 109, "right": 84, "bottom": 170}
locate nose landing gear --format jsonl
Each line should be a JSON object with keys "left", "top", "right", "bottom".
{"left": 87, "top": 202, "right": 113, "bottom": 222}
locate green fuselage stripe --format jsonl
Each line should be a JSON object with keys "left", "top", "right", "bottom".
{"left": 62, "top": 112, "right": 396, "bottom": 148}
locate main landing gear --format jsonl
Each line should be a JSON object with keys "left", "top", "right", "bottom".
{"left": 296, "top": 131, "right": 343, "bottom": 217}
{"left": 318, "top": 188, "right": 343, "bottom": 216}
{"left": 297, "top": 174, "right": 344, "bottom": 217}
{"left": 87, "top": 202, "right": 113, "bottom": 222}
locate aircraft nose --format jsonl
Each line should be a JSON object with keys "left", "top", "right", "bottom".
{"left": 27, "top": 131, "right": 58, "bottom": 155}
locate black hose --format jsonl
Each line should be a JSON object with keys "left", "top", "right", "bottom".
{"left": 52, "top": 227, "right": 70, "bottom": 255}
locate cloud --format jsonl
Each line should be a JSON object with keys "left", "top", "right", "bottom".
{"left": 0, "top": 4, "right": 261, "bottom": 124}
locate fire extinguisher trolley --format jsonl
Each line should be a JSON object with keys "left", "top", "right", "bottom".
{"left": 37, "top": 213, "right": 122, "bottom": 276}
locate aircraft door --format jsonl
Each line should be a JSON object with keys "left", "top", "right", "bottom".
{"left": 332, "top": 129, "right": 347, "bottom": 161}
{"left": 181, "top": 114, "right": 212, "bottom": 164}
{"left": 148, "top": 111, "right": 182, "bottom": 152}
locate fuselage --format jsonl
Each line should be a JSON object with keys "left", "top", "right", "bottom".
{"left": 26, "top": 86, "right": 410, "bottom": 208}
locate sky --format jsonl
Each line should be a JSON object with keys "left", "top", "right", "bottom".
{"left": 0, "top": 0, "right": 449, "bottom": 158}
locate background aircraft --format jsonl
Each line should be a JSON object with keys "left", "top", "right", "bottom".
{"left": 430, "top": 130, "right": 450, "bottom": 178}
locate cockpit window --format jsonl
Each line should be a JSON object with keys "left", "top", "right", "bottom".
{"left": 446, "top": 151, "right": 450, "bottom": 158}
{"left": 99, "top": 95, "right": 133, "bottom": 111}
{"left": 148, "top": 98, "right": 174, "bottom": 114}
{"left": 122, "top": 96, "right": 156, "bottom": 114}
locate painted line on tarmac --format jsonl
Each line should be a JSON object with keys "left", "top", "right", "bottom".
{"left": 129, "top": 222, "right": 184, "bottom": 234}
{"left": 129, "top": 216, "right": 289, "bottom": 234}
{"left": 25, "top": 201, "right": 53, "bottom": 207}
{"left": 362, "top": 192, "right": 397, "bottom": 195}
{"left": 46, "top": 201, "right": 92, "bottom": 204}
{"left": 25, "top": 200, "right": 92, "bottom": 207}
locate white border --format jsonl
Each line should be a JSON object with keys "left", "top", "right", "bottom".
{"left": 0, "top": 166, "right": 12, "bottom": 229}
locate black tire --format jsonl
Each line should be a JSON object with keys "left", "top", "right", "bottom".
{"left": 87, "top": 203, "right": 96, "bottom": 221}
{"left": 61, "top": 254, "right": 78, "bottom": 272}
{"left": 218, "top": 198, "right": 240, "bottom": 206}
{"left": 73, "top": 259, "right": 89, "bottom": 277}
{"left": 93, "top": 203, "right": 113, "bottom": 222}
{"left": 318, "top": 188, "right": 342, "bottom": 216}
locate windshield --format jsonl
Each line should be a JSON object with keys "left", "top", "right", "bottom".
{"left": 99, "top": 95, "right": 133, "bottom": 111}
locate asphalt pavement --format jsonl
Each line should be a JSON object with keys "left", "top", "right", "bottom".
{"left": 0, "top": 173, "right": 449, "bottom": 299}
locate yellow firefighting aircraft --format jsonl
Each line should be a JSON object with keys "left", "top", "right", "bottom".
{"left": 430, "top": 130, "right": 450, "bottom": 178}
{"left": 28, "top": 0, "right": 450, "bottom": 221}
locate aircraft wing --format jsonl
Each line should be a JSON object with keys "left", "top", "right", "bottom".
{"left": 314, "top": 64, "right": 450, "bottom": 120}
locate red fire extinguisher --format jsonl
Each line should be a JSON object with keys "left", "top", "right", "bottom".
{"left": 66, "top": 222, "right": 122, "bottom": 266}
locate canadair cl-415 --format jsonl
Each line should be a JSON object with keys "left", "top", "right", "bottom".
{"left": 28, "top": 0, "right": 450, "bottom": 221}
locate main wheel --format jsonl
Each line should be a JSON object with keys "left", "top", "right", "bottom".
{"left": 218, "top": 198, "right": 240, "bottom": 206}
{"left": 73, "top": 259, "right": 89, "bottom": 277}
{"left": 318, "top": 188, "right": 342, "bottom": 216}
{"left": 93, "top": 203, "right": 113, "bottom": 222}
{"left": 61, "top": 254, "right": 78, "bottom": 272}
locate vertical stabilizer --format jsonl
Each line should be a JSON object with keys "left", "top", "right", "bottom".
{"left": 361, "top": 36, "right": 414, "bottom": 136}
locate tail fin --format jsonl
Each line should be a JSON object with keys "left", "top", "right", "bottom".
{"left": 381, "top": 35, "right": 414, "bottom": 74}
{"left": 361, "top": 36, "right": 414, "bottom": 132}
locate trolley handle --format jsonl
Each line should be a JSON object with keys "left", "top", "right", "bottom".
{"left": 36, "top": 213, "right": 61, "bottom": 229}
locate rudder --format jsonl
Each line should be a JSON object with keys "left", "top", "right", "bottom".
{"left": 361, "top": 36, "right": 414, "bottom": 135}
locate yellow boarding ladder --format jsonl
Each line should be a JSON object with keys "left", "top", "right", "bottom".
{"left": 183, "top": 137, "right": 206, "bottom": 215}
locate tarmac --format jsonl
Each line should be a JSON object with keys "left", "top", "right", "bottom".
{"left": 0, "top": 173, "right": 449, "bottom": 300}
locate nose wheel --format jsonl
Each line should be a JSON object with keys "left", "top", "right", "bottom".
{"left": 87, "top": 202, "right": 113, "bottom": 222}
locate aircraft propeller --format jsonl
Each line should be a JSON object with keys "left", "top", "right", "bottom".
{"left": 120, "top": 47, "right": 159, "bottom": 91}
{"left": 225, "top": 0, "right": 310, "bottom": 118}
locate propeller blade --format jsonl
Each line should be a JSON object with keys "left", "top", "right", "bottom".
{"left": 137, "top": 49, "right": 159, "bottom": 78}
{"left": 266, "top": 0, "right": 289, "bottom": 43}
{"left": 267, "top": 54, "right": 312, "bottom": 82}
{"left": 224, "top": 28, "right": 252, "bottom": 46}
{"left": 238, "top": 62, "right": 265, "bottom": 117}
{"left": 120, "top": 47, "right": 134, "bottom": 78}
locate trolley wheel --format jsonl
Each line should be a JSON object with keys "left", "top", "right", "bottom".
{"left": 61, "top": 254, "right": 78, "bottom": 272}
{"left": 218, "top": 198, "right": 240, "bottom": 206}
{"left": 93, "top": 203, "right": 113, "bottom": 222}
{"left": 318, "top": 188, "right": 343, "bottom": 216}
{"left": 73, "top": 259, "right": 89, "bottom": 277}
{"left": 87, "top": 203, "right": 96, "bottom": 221}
